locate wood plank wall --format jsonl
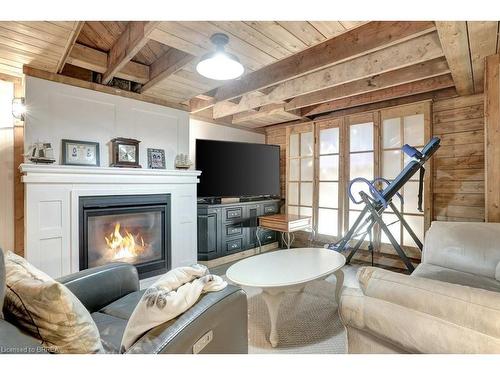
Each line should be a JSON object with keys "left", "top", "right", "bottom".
{"left": 484, "top": 54, "right": 500, "bottom": 222}
{"left": 432, "top": 94, "right": 485, "bottom": 222}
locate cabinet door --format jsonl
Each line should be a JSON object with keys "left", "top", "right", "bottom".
{"left": 246, "top": 205, "right": 259, "bottom": 249}
{"left": 197, "top": 208, "right": 222, "bottom": 260}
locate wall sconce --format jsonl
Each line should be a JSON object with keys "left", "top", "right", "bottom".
{"left": 12, "top": 97, "right": 26, "bottom": 121}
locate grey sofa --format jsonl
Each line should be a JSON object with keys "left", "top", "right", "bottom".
{"left": 340, "top": 221, "right": 500, "bottom": 353}
{"left": 0, "top": 251, "right": 248, "bottom": 354}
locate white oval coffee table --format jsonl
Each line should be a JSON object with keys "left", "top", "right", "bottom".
{"left": 226, "top": 248, "right": 346, "bottom": 347}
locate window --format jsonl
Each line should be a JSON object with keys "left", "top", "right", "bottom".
{"left": 345, "top": 114, "right": 376, "bottom": 235}
{"left": 287, "top": 124, "right": 314, "bottom": 219}
{"left": 285, "top": 102, "right": 431, "bottom": 254}
{"left": 317, "top": 119, "right": 342, "bottom": 237}
{"left": 381, "top": 104, "right": 429, "bottom": 253}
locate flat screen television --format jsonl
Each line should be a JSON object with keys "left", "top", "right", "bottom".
{"left": 196, "top": 139, "right": 280, "bottom": 198}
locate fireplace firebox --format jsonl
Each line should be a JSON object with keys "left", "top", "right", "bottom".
{"left": 79, "top": 194, "right": 171, "bottom": 279}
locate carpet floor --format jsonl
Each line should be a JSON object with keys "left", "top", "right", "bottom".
{"left": 211, "top": 260, "right": 360, "bottom": 354}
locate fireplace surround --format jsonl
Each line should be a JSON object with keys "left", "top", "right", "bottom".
{"left": 21, "top": 164, "right": 200, "bottom": 283}
{"left": 79, "top": 194, "right": 171, "bottom": 279}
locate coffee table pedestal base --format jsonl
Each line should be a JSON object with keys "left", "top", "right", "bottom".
{"left": 260, "top": 268, "right": 344, "bottom": 348}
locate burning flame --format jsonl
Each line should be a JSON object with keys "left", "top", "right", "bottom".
{"left": 104, "top": 222, "right": 147, "bottom": 260}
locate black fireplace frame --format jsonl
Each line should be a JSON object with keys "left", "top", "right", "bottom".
{"left": 79, "top": 194, "right": 171, "bottom": 280}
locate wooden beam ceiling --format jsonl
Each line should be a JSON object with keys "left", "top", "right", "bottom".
{"left": 467, "top": 21, "right": 499, "bottom": 93}
{"left": 56, "top": 21, "right": 84, "bottom": 73}
{"left": 141, "top": 48, "right": 194, "bottom": 93}
{"left": 435, "top": 21, "right": 474, "bottom": 96}
{"left": 301, "top": 74, "right": 455, "bottom": 117}
{"left": 212, "top": 32, "right": 444, "bottom": 118}
{"left": 232, "top": 103, "right": 302, "bottom": 124}
{"left": 209, "top": 21, "right": 436, "bottom": 105}
{"left": 284, "top": 57, "right": 450, "bottom": 110}
{"left": 102, "top": 21, "right": 159, "bottom": 84}
{"left": 306, "top": 86, "right": 458, "bottom": 123}
{"left": 4, "top": 21, "right": 485, "bottom": 129}
{"left": 66, "top": 43, "right": 150, "bottom": 83}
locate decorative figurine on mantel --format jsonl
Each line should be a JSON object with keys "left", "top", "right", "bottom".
{"left": 110, "top": 137, "right": 141, "bottom": 168}
{"left": 26, "top": 142, "right": 56, "bottom": 164}
{"left": 175, "top": 153, "right": 192, "bottom": 170}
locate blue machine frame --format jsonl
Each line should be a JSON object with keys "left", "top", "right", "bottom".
{"left": 327, "top": 137, "right": 441, "bottom": 272}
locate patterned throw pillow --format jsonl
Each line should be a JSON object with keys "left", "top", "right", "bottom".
{"left": 3, "top": 251, "right": 104, "bottom": 354}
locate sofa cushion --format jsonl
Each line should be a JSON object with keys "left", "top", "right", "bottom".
{"left": 413, "top": 263, "right": 500, "bottom": 293}
{"left": 356, "top": 266, "right": 500, "bottom": 343}
{"left": 99, "top": 290, "right": 145, "bottom": 320}
{"left": 0, "top": 249, "right": 5, "bottom": 319}
{"left": 91, "top": 312, "right": 128, "bottom": 354}
{"left": 423, "top": 222, "right": 500, "bottom": 278}
{"left": 0, "top": 319, "right": 46, "bottom": 354}
{"left": 3, "top": 251, "right": 104, "bottom": 353}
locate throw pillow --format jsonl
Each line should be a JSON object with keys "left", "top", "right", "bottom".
{"left": 3, "top": 251, "right": 104, "bottom": 354}
{"left": 496, "top": 262, "right": 500, "bottom": 281}
{"left": 120, "top": 264, "right": 226, "bottom": 352}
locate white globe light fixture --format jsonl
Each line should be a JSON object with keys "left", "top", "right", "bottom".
{"left": 196, "top": 33, "right": 244, "bottom": 80}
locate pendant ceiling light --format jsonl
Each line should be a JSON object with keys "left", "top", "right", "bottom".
{"left": 196, "top": 33, "right": 244, "bottom": 80}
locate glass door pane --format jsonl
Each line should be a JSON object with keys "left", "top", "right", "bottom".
{"left": 317, "top": 123, "right": 341, "bottom": 237}
{"left": 381, "top": 106, "right": 426, "bottom": 247}
{"left": 287, "top": 128, "right": 314, "bottom": 219}
{"left": 347, "top": 120, "right": 374, "bottom": 235}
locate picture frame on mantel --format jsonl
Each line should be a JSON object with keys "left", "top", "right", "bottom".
{"left": 110, "top": 137, "right": 141, "bottom": 168}
{"left": 147, "top": 148, "right": 166, "bottom": 169}
{"left": 61, "top": 139, "right": 100, "bottom": 167}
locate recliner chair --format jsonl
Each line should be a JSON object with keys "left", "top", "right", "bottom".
{"left": 0, "top": 250, "right": 248, "bottom": 354}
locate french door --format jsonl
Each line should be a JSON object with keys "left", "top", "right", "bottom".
{"left": 285, "top": 102, "right": 432, "bottom": 254}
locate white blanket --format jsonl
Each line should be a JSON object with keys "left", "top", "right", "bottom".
{"left": 120, "top": 264, "right": 226, "bottom": 352}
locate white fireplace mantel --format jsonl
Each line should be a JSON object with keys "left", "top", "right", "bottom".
{"left": 20, "top": 163, "right": 201, "bottom": 281}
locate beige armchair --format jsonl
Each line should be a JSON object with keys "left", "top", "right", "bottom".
{"left": 339, "top": 221, "right": 500, "bottom": 353}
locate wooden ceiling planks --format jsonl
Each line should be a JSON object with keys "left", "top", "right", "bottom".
{"left": 0, "top": 21, "right": 84, "bottom": 76}
{"left": 436, "top": 21, "right": 499, "bottom": 95}
{"left": 435, "top": 21, "right": 474, "bottom": 96}
{"left": 211, "top": 21, "right": 436, "bottom": 106}
{"left": 467, "top": 21, "right": 499, "bottom": 93}
{"left": 7, "top": 20, "right": 496, "bottom": 129}
{"left": 212, "top": 31, "right": 444, "bottom": 118}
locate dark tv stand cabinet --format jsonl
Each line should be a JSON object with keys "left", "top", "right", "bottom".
{"left": 197, "top": 199, "right": 281, "bottom": 261}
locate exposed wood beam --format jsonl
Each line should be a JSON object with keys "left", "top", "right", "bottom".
{"left": 285, "top": 57, "right": 450, "bottom": 111}
{"left": 141, "top": 49, "right": 194, "bottom": 93}
{"left": 213, "top": 32, "right": 444, "bottom": 118}
{"left": 66, "top": 43, "right": 150, "bottom": 84}
{"left": 190, "top": 96, "right": 215, "bottom": 113}
{"left": 213, "top": 21, "right": 436, "bottom": 104}
{"left": 467, "top": 21, "right": 499, "bottom": 93}
{"left": 232, "top": 103, "right": 302, "bottom": 124}
{"left": 56, "top": 21, "right": 85, "bottom": 73}
{"left": 264, "top": 87, "right": 457, "bottom": 131}
{"left": 190, "top": 112, "right": 266, "bottom": 135}
{"left": 302, "top": 74, "right": 455, "bottom": 117}
{"left": 435, "top": 21, "right": 474, "bottom": 95}
{"left": 102, "top": 21, "right": 159, "bottom": 85}
{"left": 24, "top": 66, "right": 188, "bottom": 112}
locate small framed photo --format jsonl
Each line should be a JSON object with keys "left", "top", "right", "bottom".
{"left": 147, "top": 148, "right": 166, "bottom": 169}
{"left": 62, "top": 139, "right": 100, "bottom": 167}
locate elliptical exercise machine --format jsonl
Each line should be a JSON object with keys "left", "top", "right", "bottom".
{"left": 325, "top": 137, "right": 441, "bottom": 272}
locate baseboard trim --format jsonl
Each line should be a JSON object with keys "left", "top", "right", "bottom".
{"left": 199, "top": 242, "right": 279, "bottom": 268}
